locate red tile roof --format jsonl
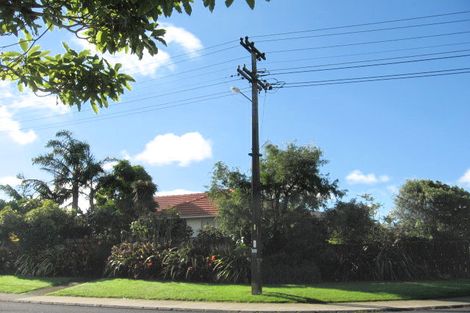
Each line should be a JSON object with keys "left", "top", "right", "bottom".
{"left": 155, "top": 192, "right": 218, "bottom": 218}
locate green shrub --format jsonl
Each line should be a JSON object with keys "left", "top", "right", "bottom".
{"left": 0, "top": 245, "right": 17, "bottom": 274}
{"left": 262, "top": 253, "right": 321, "bottom": 284}
{"left": 192, "top": 226, "right": 234, "bottom": 256}
{"left": 15, "top": 239, "right": 109, "bottom": 277}
{"left": 0, "top": 207, "right": 23, "bottom": 245}
{"left": 105, "top": 242, "right": 162, "bottom": 279}
{"left": 129, "top": 211, "right": 192, "bottom": 246}
{"left": 160, "top": 245, "right": 214, "bottom": 281}
{"left": 213, "top": 244, "right": 250, "bottom": 283}
{"left": 20, "top": 200, "right": 75, "bottom": 250}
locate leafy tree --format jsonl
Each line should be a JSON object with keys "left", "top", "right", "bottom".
{"left": 0, "top": 180, "right": 45, "bottom": 214}
{"left": 391, "top": 180, "right": 470, "bottom": 239}
{"left": 0, "top": 207, "right": 23, "bottom": 246}
{"left": 325, "top": 196, "right": 380, "bottom": 245}
{"left": 97, "top": 160, "right": 157, "bottom": 217}
{"left": 18, "top": 200, "right": 76, "bottom": 250}
{"left": 130, "top": 210, "right": 192, "bottom": 246}
{"left": 91, "top": 160, "right": 157, "bottom": 241}
{"left": 0, "top": 0, "right": 257, "bottom": 111}
{"left": 31, "top": 130, "right": 104, "bottom": 213}
{"left": 210, "top": 143, "right": 342, "bottom": 254}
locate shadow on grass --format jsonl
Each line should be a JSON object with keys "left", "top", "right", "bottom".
{"left": 268, "top": 280, "right": 470, "bottom": 302}
{"left": 18, "top": 276, "right": 90, "bottom": 287}
{"left": 263, "top": 292, "right": 325, "bottom": 304}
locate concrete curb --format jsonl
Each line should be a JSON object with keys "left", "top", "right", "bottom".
{"left": 1, "top": 295, "right": 469, "bottom": 312}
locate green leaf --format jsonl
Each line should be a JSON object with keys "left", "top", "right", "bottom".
{"left": 27, "top": 45, "right": 40, "bottom": 56}
{"left": 246, "top": 0, "right": 255, "bottom": 9}
{"left": 24, "top": 31, "right": 33, "bottom": 42}
{"left": 183, "top": 1, "right": 192, "bottom": 15}
{"left": 225, "top": 0, "right": 235, "bottom": 7}
{"left": 96, "top": 30, "right": 103, "bottom": 43}
{"left": 19, "top": 39, "right": 29, "bottom": 52}
{"left": 91, "top": 101, "right": 99, "bottom": 113}
{"left": 203, "top": 0, "right": 215, "bottom": 11}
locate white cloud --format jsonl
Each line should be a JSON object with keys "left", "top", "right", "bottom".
{"left": 386, "top": 185, "right": 399, "bottom": 194}
{"left": 0, "top": 105, "right": 37, "bottom": 145}
{"left": 72, "top": 23, "right": 202, "bottom": 77}
{"left": 458, "top": 169, "right": 470, "bottom": 187}
{"left": 0, "top": 176, "right": 22, "bottom": 186}
{"left": 0, "top": 82, "right": 70, "bottom": 145}
{"left": 8, "top": 91, "right": 69, "bottom": 114}
{"left": 346, "top": 170, "right": 390, "bottom": 185}
{"left": 156, "top": 189, "right": 201, "bottom": 196}
{"left": 134, "top": 132, "right": 212, "bottom": 167}
{"left": 0, "top": 81, "right": 69, "bottom": 114}
{"left": 73, "top": 36, "right": 173, "bottom": 78}
{"left": 102, "top": 161, "right": 118, "bottom": 171}
{"left": 121, "top": 150, "right": 132, "bottom": 161}
{"left": 161, "top": 24, "right": 203, "bottom": 56}
{"left": 114, "top": 50, "right": 173, "bottom": 77}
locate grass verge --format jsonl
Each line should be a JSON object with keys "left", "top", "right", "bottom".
{"left": 0, "top": 275, "right": 74, "bottom": 294}
{"left": 50, "top": 278, "right": 470, "bottom": 303}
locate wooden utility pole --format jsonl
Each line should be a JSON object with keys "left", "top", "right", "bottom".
{"left": 237, "top": 36, "right": 271, "bottom": 295}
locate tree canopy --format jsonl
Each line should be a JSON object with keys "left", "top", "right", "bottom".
{"left": 209, "top": 143, "right": 342, "bottom": 248}
{"left": 325, "top": 196, "right": 379, "bottom": 245}
{"left": 31, "top": 130, "right": 104, "bottom": 213}
{"left": 0, "top": 0, "right": 257, "bottom": 111}
{"left": 391, "top": 179, "right": 470, "bottom": 239}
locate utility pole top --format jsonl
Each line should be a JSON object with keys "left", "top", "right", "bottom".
{"left": 240, "top": 36, "right": 266, "bottom": 61}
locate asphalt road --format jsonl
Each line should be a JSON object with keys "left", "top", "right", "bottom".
{"left": 0, "top": 302, "right": 180, "bottom": 313}
{"left": 1, "top": 302, "right": 470, "bottom": 313}
{"left": 390, "top": 309, "right": 470, "bottom": 313}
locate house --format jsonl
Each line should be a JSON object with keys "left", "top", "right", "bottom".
{"left": 155, "top": 192, "right": 218, "bottom": 235}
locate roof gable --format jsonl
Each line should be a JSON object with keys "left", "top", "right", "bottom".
{"left": 155, "top": 192, "right": 218, "bottom": 218}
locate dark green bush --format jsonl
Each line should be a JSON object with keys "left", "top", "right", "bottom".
{"left": 15, "top": 239, "right": 109, "bottom": 277}
{"left": 129, "top": 211, "right": 192, "bottom": 246}
{"left": 262, "top": 254, "right": 321, "bottom": 284}
{"left": 105, "top": 242, "right": 162, "bottom": 279}
{"left": 20, "top": 200, "right": 75, "bottom": 250}
{"left": 213, "top": 244, "right": 250, "bottom": 283}
{"left": 0, "top": 245, "right": 17, "bottom": 274}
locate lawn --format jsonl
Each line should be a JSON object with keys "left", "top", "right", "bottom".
{"left": 50, "top": 278, "right": 470, "bottom": 303}
{"left": 0, "top": 276, "right": 74, "bottom": 294}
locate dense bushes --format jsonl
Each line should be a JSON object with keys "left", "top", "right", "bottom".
{"left": 0, "top": 245, "right": 17, "bottom": 274}
{"left": 106, "top": 242, "right": 161, "bottom": 279}
{"left": 15, "top": 239, "right": 110, "bottom": 277}
{"left": 105, "top": 228, "right": 251, "bottom": 283}
{"left": 2, "top": 133, "right": 470, "bottom": 284}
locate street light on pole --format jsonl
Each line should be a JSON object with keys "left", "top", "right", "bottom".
{"left": 231, "top": 86, "right": 252, "bottom": 102}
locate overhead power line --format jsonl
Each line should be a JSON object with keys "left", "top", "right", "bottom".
{"left": 284, "top": 67, "right": 470, "bottom": 88}
{"left": 266, "top": 42, "right": 470, "bottom": 66}
{"left": 257, "top": 18, "right": 470, "bottom": 43}
{"left": 268, "top": 48, "right": 470, "bottom": 71}
{"left": 268, "top": 31, "right": 470, "bottom": 54}
{"left": 15, "top": 78, "right": 239, "bottom": 124}
{"left": 251, "top": 10, "right": 470, "bottom": 38}
{"left": 17, "top": 88, "right": 248, "bottom": 132}
{"left": 268, "top": 53, "right": 470, "bottom": 75}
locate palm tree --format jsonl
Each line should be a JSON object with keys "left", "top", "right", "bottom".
{"left": 32, "top": 130, "right": 104, "bottom": 213}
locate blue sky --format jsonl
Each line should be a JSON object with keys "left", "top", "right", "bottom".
{"left": 1, "top": 0, "right": 470, "bottom": 217}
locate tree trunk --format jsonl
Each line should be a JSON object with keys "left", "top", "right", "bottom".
{"left": 72, "top": 184, "right": 79, "bottom": 214}
{"left": 89, "top": 187, "right": 95, "bottom": 211}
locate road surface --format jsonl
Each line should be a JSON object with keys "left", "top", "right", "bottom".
{"left": 1, "top": 301, "right": 470, "bottom": 313}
